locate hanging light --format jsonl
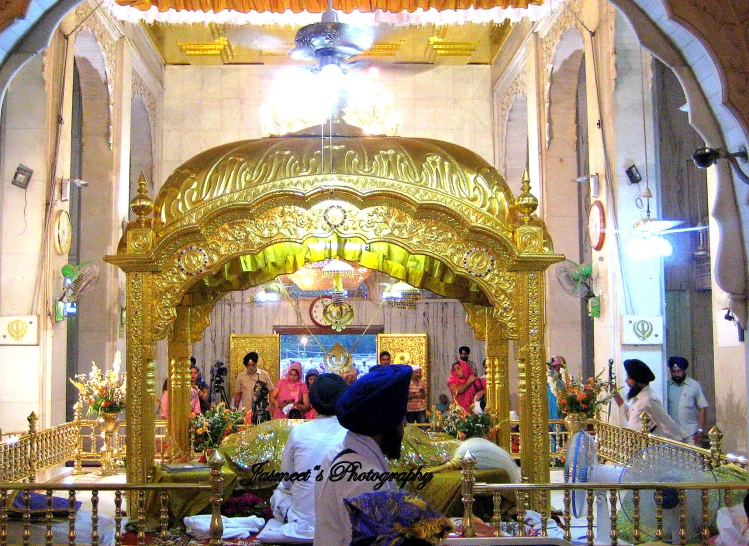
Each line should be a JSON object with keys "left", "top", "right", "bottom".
{"left": 322, "top": 259, "right": 355, "bottom": 278}
{"left": 383, "top": 281, "right": 420, "bottom": 310}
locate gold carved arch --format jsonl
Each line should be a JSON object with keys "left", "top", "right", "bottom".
{"left": 107, "top": 130, "right": 562, "bottom": 491}
{"left": 153, "top": 202, "right": 520, "bottom": 341}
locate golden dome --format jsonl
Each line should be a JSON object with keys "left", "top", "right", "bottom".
{"left": 153, "top": 122, "right": 516, "bottom": 237}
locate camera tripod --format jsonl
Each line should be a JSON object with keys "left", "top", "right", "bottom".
{"left": 213, "top": 384, "right": 230, "bottom": 406}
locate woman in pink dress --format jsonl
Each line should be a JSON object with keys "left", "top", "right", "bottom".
{"left": 270, "top": 362, "right": 309, "bottom": 419}
{"left": 446, "top": 361, "right": 486, "bottom": 412}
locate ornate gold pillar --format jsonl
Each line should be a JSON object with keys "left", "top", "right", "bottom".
{"left": 486, "top": 320, "right": 510, "bottom": 452}
{"left": 113, "top": 174, "right": 158, "bottom": 489}
{"left": 463, "top": 303, "right": 511, "bottom": 452}
{"left": 513, "top": 172, "right": 551, "bottom": 486}
{"left": 125, "top": 272, "right": 156, "bottom": 486}
{"left": 515, "top": 272, "right": 550, "bottom": 485}
{"left": 168, "top": 306, "right": 193, "bottom": 459}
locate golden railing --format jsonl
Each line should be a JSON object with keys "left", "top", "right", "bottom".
{"left": 3, "top": 407, "right": 744, "bottom": 484}
{"left": 0, "top": 411, "right": 170, "bottom": 483}
{"left": 508, "top": 419, "right": 570, "bottom": 460}
{"left": 0, "top": 451, "right": 227, "bottom": 546}
{"left": 457, "top": 452, "right": 749, "bottom": 545}
{"left": 593, "top": 413, "right": 744, "bottom": 469}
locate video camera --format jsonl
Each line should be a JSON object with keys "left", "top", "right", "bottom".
{"left": 210, "top": 361, "right": 230, "bottom": 405}
{"left": 251, "top": 380, "right": 271, "bottom": 425}
{"left": 210, "top": 361, "right": 228, "bottom": 390}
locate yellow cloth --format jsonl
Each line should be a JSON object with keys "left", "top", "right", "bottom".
{"left": 143, "top": 464, "right": 238, "bottom": 531}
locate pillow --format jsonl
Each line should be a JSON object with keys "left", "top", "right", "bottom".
{"left": 7, "top": 491, "right": 81, "bottom": 519}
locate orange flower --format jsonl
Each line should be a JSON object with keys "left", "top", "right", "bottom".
{"left": 577, "top": 392, "right": 587, "bottom": 402}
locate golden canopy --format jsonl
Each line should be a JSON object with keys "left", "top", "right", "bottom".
{"left": 107, "top": 120, "right": 561, "bottom": 491}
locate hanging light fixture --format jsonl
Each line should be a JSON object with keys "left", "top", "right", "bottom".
{"left": 383, "top": 281, "right": 420, "bottom": 310}
{"left": 321, "top": 258, "right": 356, "bottom": 278}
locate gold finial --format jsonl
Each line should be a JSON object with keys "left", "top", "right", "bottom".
{"left": 130, "top": 173, "right": 154, "bottom": 227}
{"left": 27, "top": 412, "right": 38, "bottom": 434}
{"left": 515, "top": 170, "right": 538, "bottom": 224}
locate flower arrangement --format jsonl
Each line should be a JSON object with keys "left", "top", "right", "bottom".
{"left": 221, "top": 492, "right": 273, "bottom": 520}
{"left": 555, "top": 372, "right": 612, "bottom": 417}
{"left": 69, "top": 351, "right": 126, "bottom": 415}
{"left": 430, "top": 403, "right": 494, "bottom": 441}
{"left": 189, "top": 402, "right": 245, "bottom": 452}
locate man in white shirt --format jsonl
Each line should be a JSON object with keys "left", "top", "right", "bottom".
{"left": 612, "top": 358, "right": 681, "bottom": 441}
{"left": 263, "top": 374, "right": 348, "bottom": 542}
{"left": 314, "top": 364, "right": 412, "bottom": 546}
{"left": 232, "top": 351, "right": 274, "bottom": 411}
{"left": 667, "top": 356, "right": 709, "bottom": 445}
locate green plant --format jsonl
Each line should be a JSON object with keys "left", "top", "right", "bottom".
{"left": 190, "top": 402, "right": 245, "bottom": 452}
{"left": 430, "top": 403, "right": 494, "bottom": 441}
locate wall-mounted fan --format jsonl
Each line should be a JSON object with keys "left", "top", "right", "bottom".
{"left": 61, "top": 262, "right": 100, "bottom": 302}
{"left": 556, "top": 260, "right": 594, "bottom": 298}
{"left": 619, "top": 445, "right": 720, "bottom": 543}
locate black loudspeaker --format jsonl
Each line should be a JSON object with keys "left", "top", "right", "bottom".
{"left": 625, "top": 164, "right": 642, "bottom": 185}
{"left": 11, "top": 164, "right": 33, "bottom": 189}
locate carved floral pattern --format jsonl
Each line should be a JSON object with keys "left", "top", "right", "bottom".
{"left": 150, "top": 203, "right": 520, "bottom": 340}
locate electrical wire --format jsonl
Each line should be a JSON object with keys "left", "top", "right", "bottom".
{"left": 560, "top": 2, "right": 636, "bottom": 315}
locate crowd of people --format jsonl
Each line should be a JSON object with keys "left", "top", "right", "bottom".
{"left": 160, "top": 345, "right": 729, "bottom": 545}
{"left": 162, "top": 346, "right": 712, "bottom": 449}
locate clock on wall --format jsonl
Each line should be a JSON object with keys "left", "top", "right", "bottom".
{"left": 54, "top": 210, "right": 72, "bottom": 255}
{"left": 309, "top": 296, "right": 333, "bottom": 328}
{"left": 587, "top": 200, "right": 606, "bottom": 251}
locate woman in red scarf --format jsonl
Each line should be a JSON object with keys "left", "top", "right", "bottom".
{"left": 270, "top": 362, "right": 309, "bottom": 419}
{"left": 447, "top": 360, "right": 486, "bottom": 412}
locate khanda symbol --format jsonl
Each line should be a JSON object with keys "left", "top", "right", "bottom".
{"left": 7, "top": 319, "right": 28, "bottom": 341}
{"left": 633, "top": 319, "right": 654, "bottom": 342}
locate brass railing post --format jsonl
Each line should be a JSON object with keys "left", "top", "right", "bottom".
{"left": 708, "top": 426, "right": 723, "bottom": 468}
{"left": 208, "top": 450, "right": 225, "bottom": 545}
{"left": 639, "top": 412, "right": 651, "bottom": 451}
{"left": 460, "top": 450, "right": 477, "bottom": 538}
{"left": 27, "top": 412, "right": 37, "bottom": 483}
{"left": 73, "top": 399, "right": 84, "bottom": 475}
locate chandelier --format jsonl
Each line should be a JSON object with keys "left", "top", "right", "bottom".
{"left": 259, "top": 0, "right": 400, "bottom": 136}
{"left": 286, "top": 260, "right": 371, "bottom": 292}
{"left": 383, "top": 281, "right": 420, "bottom": 310}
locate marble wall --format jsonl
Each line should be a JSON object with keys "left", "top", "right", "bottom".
{"left": 160, "top": 64, "right": 493, "bottom": 178}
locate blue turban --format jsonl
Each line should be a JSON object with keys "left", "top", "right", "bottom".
{"left": 309, "top": 373, "right": 347, "bottom": 416}
{"left": 336, "top": 364, "right": 412, "bottom": 435}
{"left": 668, "top": 356, "right": 689, "bottom": 370}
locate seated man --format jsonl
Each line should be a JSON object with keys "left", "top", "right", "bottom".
{"left": 315, "top": 364, "right": 412, "bottom": 546}
{"left": 263, "top": 374, "right": 348, "bottom": 541}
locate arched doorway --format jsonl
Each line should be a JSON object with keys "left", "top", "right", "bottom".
{"left": 107, "top": 121, "right": 563, "bottom": 487}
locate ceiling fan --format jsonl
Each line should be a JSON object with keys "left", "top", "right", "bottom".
{"left": 606, "top": 184, "right": 707, "bottom": 244}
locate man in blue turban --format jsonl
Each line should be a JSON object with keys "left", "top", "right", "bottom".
{"left": 667, "top": 356, "right": 709, "bottom": 445}
{"left": 314, "top": 364, "right": 413, "bottom": 546}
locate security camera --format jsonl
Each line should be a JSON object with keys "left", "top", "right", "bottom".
{"left": 692, "top": 147, "right": 722, "bottom": 169}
